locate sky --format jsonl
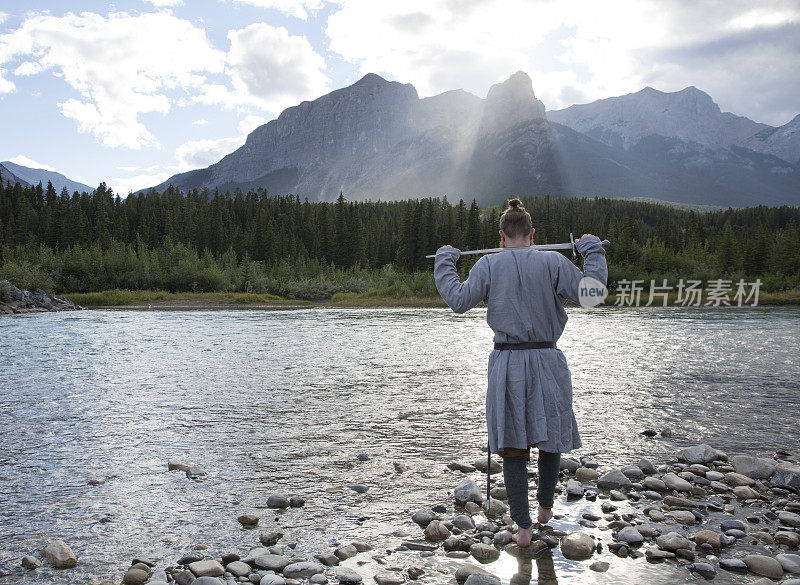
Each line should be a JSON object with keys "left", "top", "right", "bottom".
{"left": 1, "top": 0, "right": 798, "bottom": 195}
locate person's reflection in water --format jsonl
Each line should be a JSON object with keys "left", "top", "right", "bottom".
{"left": 506, "top": 541, "right": 558, "bottom": 585}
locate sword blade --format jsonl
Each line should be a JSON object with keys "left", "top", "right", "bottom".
{"left": 425, "top": 242, "right": 573, "bottom": 259}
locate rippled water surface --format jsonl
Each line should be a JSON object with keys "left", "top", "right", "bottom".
{"left": 1, "top": 307, "right": 798, "bottom": 584}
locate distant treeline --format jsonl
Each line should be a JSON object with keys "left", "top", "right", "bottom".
{"left": 0, "top": 180, "right": 799, "bottom": 298}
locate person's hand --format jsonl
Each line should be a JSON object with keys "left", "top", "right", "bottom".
{"left": 576, "top": 233, "right": 595, "bottom": 241}
{"left": 442, "top": 244, "right": 454, "bottom": 248}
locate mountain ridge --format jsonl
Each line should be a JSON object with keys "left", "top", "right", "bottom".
{"left": 1, "top": 161, "right": 93, "bottom": 194}
{"left": 149, "top": 72, "right": 800, "bottom": 207}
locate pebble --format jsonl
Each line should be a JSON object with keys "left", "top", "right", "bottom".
{"left": 123, "top": 568, "right": 150, "bottom": 585}
{"left": 463, "top": 575, "right": 499, "bottom": 585}
{"left": 347, "top": 484, "right": 369, "bottom": 493}
{"left": 454, "top": 478, "right": 482, "bottom": 505}
{"left": 335, "top": 544, "right": 359, "bottom": 560}
{"left": 373, "top": 571, "right": 406, "bottom": 585}
{"left": 238, "top": 514, "right": 259, "bottom": 527}
{"left": 21, "top": 555, "right": 41, "bottom": 570}
{"left": 718, "top": 557, "right": 748, "bottom": 572}
{"left": 565, "top": 480, "right": 584, "bottom": 498}
{"left": 411, "top": 509, "right": 436, "bottom": 527}
{"left": 575, "top": 467, "right": 599, "bottom": 482}
{"left": 260, "top": 576, "right": 286, "bottom": 585}
{"left": 290, "top": 496, "right": 306, "bottom": 507}
{"left": 168, "top": 459, "right": 191, "bottom": 471}
{"left": 655, "top": 532, "right": 693, "bottom": 551}
{"left": 615, "top": 527, "right": 644, "bottom": 545}
{"left": 676, "top": 444, "right": 718, "bottom": 465}
{"left": 662, "top": 473, "right": 692, "bottom": 492}
{"left": 283, "top": 562, "right": 325, "bottom": 579}
{"left": 423, "top": 520, "right": 451, "bottom": 541}
{"left": 451, "top": 514, "right": 475, "bottom": 531}
{"left": 226, "top": 560, "right": 252, "bottom": 577}
{"left": 777, "top": 553, "right": 800, "bottom": 574}
{"left": 776, "top": 531, "right": 800, "bottom": 547}
{"left": 267, "top": 494, "right": 290, "bottom": 508}
{"left": 667, "top": 510, "right": 696, "bottom": 525}
{"left": 780, "top": 511, "right": 800, "bottom": 527}
{"left": 41, "top": 540, "right": 78, "bottom": 569}
{"left": 188, "top": 560, "right": 224, "bottom": 577}
{"left": 254, "top": 554, "right": 293, "bottom": 571}
{"left": 597, "top": 470, "right": 631, "bottom": 490}
{"left": 185, "top": 465, "right": 206, "bottom": 480}
{"left": 733, "top": 485, "right": 759, "bottom": 500}
{"left": 589, "top": 561, "right": 609, "bottom": 572}
{"left": 693, "top": 529, "right": 722, "bottom": 551}
{"left": 689, "top": 562, "right": 716, "bottom": 579}
{"left": 336, "top": 567, "right": 363, "bottom": 583}
{"left": 469, "top": 543, "right": 500, "bottom": 563}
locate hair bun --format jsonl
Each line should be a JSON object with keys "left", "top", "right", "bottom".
{"left": 507, "top": 198, "right": 523, "bottom": 209}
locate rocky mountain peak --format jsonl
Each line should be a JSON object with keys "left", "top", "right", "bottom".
{"left": 482, "top": 71, "right": 545, "bottom": 131}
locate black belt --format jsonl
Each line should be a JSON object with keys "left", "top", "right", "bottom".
{"left": 494, "top": 341, "right": 556, "bottom": 350}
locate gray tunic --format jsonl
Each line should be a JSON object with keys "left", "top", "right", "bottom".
{"left": 434, "top": 236, "right": 608, "bottom": 454}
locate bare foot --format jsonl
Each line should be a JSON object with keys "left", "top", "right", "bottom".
{"left": 512, "top": 527, "right": 533, "bottom": 547}
{"left": 538, "top": 507, "right": 553, "bottom": 524}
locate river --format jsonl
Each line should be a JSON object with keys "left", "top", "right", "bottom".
{"left": 1, "top": 306, "right": 798, "bottom": 584}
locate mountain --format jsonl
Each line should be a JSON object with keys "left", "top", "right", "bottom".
{"left": 150, "top": 73, "right": 800, "bottom": 207}
{"left": 739, "top": 115, "right": 800, "bottom": 164}
{"left": 547, "top": 86, "right": 769, "bottom": 150}
{"left": 1, "top": 161, "right": 93, "bottom": 194}
{"left": 0, "top": 163, "right": 30, "bottom": 188}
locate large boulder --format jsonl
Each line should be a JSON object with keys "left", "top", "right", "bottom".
{"left": 732, "top": 455, "right": 776, "bottom": 479}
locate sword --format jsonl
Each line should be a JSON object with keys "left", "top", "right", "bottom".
{"left": 426, "top": 233, "right": 610, "bottom": 259}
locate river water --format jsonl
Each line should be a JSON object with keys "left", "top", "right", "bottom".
{"left": 0, "top": 307, "right": 798, "bottom": 584}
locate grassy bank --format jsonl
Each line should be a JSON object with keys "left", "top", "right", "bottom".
{"left": 63, "top": 287, "right": 800, "bottom": 309}
{"left": 65, "top": 289, "right": 312, "bottom": 307}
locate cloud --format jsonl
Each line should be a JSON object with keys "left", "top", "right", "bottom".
{"left": 192, "top": 119, "right": 208, "bottom": 125}
{"left": 143, "top": 0, "right": 184, "bottom": 7}
{"left": 7, "top": 154, "right": 58, "bottom": 172}
{"left": 107, "top": 170, "right": 179, "bottom": 195}
{"left": 229, "top": 0, "right": 324, "bottom": 20}
{"left": 325, "top": 0, "right": 800, "bottom": 125}
{"left": 0, "top": 11, "right": 225, "bottom": 148}
{"left": 176, "top": 114, "right": 266, "bottom": 169}
{"left": 199, "top": 22, "right": 330, "bottom": 113}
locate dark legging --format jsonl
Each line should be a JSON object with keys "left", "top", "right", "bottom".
{"left": 501, "top": 450, "right": 560, "bottom": 529}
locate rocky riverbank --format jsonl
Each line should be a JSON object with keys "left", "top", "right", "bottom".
{"left": 0, "top": 281, "right": 83, "bottom": 314}
{"left": 16, "top": 442, "right": 800, "bottom": 584}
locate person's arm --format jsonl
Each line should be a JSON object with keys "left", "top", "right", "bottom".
{"left": 554, "top": 235, "right": 608, "bottom": 304}
{"left": 434, "top": 246, "right": 490, "bottom": 313}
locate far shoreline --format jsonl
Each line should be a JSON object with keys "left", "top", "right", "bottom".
{"left": 56, "top": 289, "right": 800, "bottom": 310}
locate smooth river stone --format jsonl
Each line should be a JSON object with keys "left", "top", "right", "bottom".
{"left": 731, "top": 455, "right": 776, "bottom": 479}
{"left": 255, "top": 554, "right": 293, "bottom": 571}
{"left": 676, "top": 444, "right": 718, "bottom": 464}
{"left": 41, "top": 540, "right": 78, "bottom": 569}
{"left": 454, "top": 478, "right": 482, "bottom": 505}
{"left": 336, "top": 567, "right": 363, "bottom": 583}
{"left": 662, "top": 473, "right": 692, "bottom": 492}
{"left": 226, "top": 560, "right": 252, "bottom": 577}
{"left": 656, "top": 532, "right": 693, "bottom": 551}
{"left": 560, "top": 532, "right": 595, "bottom": 560}
{"left": 777, "top": 554, "right": 800, "bottom": 574}
{"left": 188, "top": 560, "right": 224, "bottom": 577}
{"left": 373, "top": 571, "right": 406, "bottom": 585}
{"left": 283, "top": 562, "right": 325, "bottom": 578}
{"left": 743, "top": 555, "right": 784, "bottom": 579}
{"left": 597, "top": 470, "right": 631, "bottom": 490}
